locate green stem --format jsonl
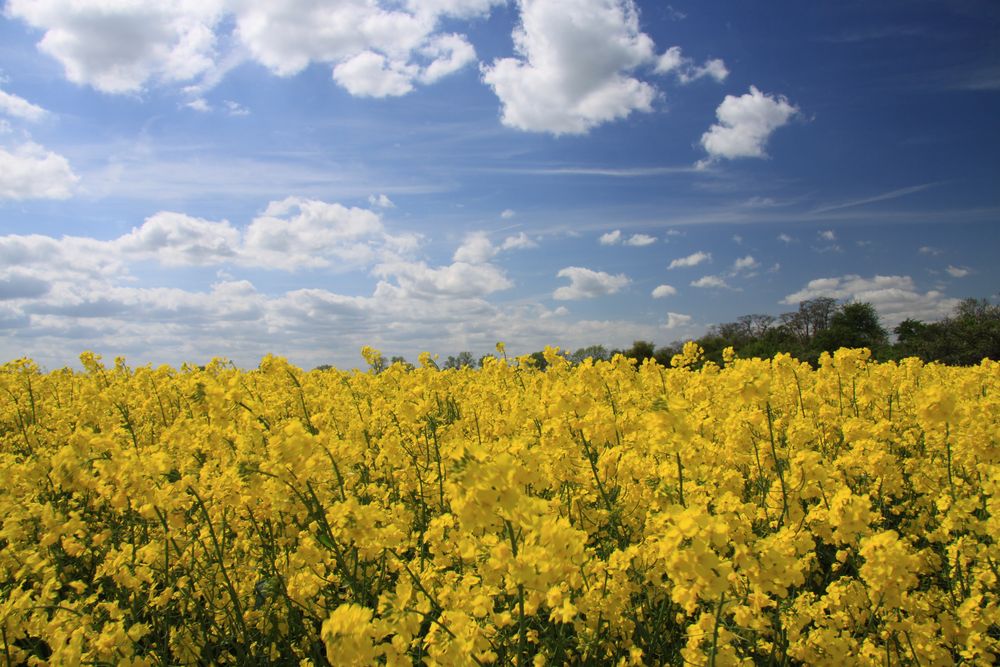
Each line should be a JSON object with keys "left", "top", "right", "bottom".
{"left": 709, "top": 592, "right": 726, "bottom": 667}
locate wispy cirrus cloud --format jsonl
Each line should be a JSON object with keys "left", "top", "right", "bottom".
{"left": 812, "top": 183, "right": 938, "bottom": 214}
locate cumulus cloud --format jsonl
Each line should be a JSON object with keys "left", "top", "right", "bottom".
{"left": 553, "top": 266, "right": 629, "bottom": 300}
{"left": 116, "top": 212, "right": 240, "bottom": 266}
{"left": 819, "top": 230, "right": 836, "bottom": 241}
{"left": 482, "top": 0, "right": 658, "bottom": 135}
{"left": 668, "top": 251, "right": 711, "bottom": 269}
{"left": 600, "top": 229, "right": 656, "bottom": 246}
{"left": 663, "top": 311, "right": 691, "bottom": 329}
{"left": 417, "top": 33, "right": 478, "bottom": 84}
{"left": 946, "top": 265, "right": 970, "bottom": 278}
{"left": 333, "top": 51, "right": 418, "bottom": 97}
{"left": 690, "top": 275, "right": 733, "bottom": 290}
{"left": 500, "top": 232, "right": 537, "bottom": 250}
{"left": 453, "top": 230, "right": 536, "bottom": 263}
{"left": 651, "top": 284, "right": 676, "bottom": 298}
{"left": 731, "top": 255, "right": 759, "bottom": 272}
{"left": 6, "top": 0, "right": 493, "bottom": 97}
{"left": 654, "top": 46, "right": 728, "bottom": 84}
{"left": 184, "top": 98, "right": 212, "bottom": 112}
{"left": 39, "top": 196, "right": 414, "bottom": 272}
{"left": 777, "top": 233, "right": 794, "bottom": 244}
{"left": 369, "top": 194, "right": 396, "bottom": 208}
{"left": 0, "top": 87, "right": 48, "bottom": 121}
{"left": 918, "top": 245, "right": 942, "bottom": 256}
{"left": 5, "top": 0, "right": 223, "bottom": 94}
{"left": 374, "top": 259, "right": 513, "bottom": 297}
{"left": 599, "top": 230, "right": 622, "bottom": 245}
{"left": 0, "top": 143, "right": 79, "bottom": 200}
{"left": 235, "top": 2, "right": 485, "bottom": 95}
{"left": 700, "top": 86, "right": 798, "bottom": 162}
{"left": 453, "top": 232, "right": 497, "bottom": 263}
{"left": 0, "top": 201, "right": 671, "bottom": 369}
{"left": 624, "top": 233, "right": 656, "bottom": 246}
{"left": 781, "top": 274, "right": 961, "bottom": 327}
{"left": 0, "top": 273, "right": 50, "bottom": 300}
{"left": 500, "top": 208, "right": 516, "bottom": 219}
{"left": 243, "top": 197, "right": 390, "bottom": 270}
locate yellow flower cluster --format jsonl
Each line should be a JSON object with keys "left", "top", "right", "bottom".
{"left": 0, "top": 346, "right": 997, "bottom": 665}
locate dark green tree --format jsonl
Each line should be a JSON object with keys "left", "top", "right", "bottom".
{"left": 622, "top": 340, "right": 656, "bottom": 363}
{"left": 442, "top": 351, "right": 477, "bottom": 369}
{"left": 568, "top": 345, "right": 612, "bottom": 364}
{"left": 815, "top": 302, "right": 889, "bottom": 354}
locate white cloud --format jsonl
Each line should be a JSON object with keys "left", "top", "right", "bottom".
{"left": 598, "top": 230, "right": 655, "bottom": 247}
{"left": 243, "top": 197, "right": 390, "bottom": 270}
{"left": 668, "top": 251, "right": 711, "bottom": 269}
{"left": 663, "top": 312, "right": 691, "bottom": 329}
{"left": 453, "top": 231, "right": 497, "bottom": 263}
{"left": 599, "top": 229, "right": 622, "bottom": 245}
{"left": 700, "top": 86, "right": 798, "bottom": 162}
{"left": 500, "top": 232, "right": 537, "bottom": 250}
{"left": 691, "top": 275, "right": 733, "bottom": 289}
{"left": 819, "top": 230, "right": 836, "bottom": 241}
{"left": 235, "top": 3, "right": 426, "bottom": 77}
{"left": 651, "top": 284, "right": 676, "bottom": 298}
{"left": 624, "top": 233, "right": 656, "bottom": 246}
{"left": 374, "top": 259, "right": 513, "bottom": 298}
{"left": 115, "top": 212, "right": 240, "bottom": 266}
{"left": 777, "top": 233, "right": 794, "bottom": 243}
{"left": 5, "top": 0, "right": 223, "bottom": 94}
{"left": 918, "top": 245, "right": 942, "bottom": 256}
{"left": 0, "top": 200, "right": 675, "bottom": 368}
{"left": 946, "top": 265, "right": 970, "bottom": 278}
{"left": 553, "top": 266, "right": 629, "bottom": 300}
{"left": 453, "top": 230, "right": 536, "bottom": 263}
{"left": 781, "top": 274, "right": 961, "bottom": 327}
{"left": 732, "top": 255, "right": 759, "bottom": 272}
{"left": 7, "top": 0, "right": 491, "bottom": 97}
{"left": 0, "top": 143, "right": 79, "bottom": 200}
{"left": 732, "top": 234, "right": 743, "bottom": 244}
{"left": 0, "top": 88, "right": 48, "bottom": 121}
{"left": 236, "top": 1, "right": 487, "bottom": 95}
{"left": 185, "top": 98, "right": 212, "bottom": 112}
{"left": 482, "top": 0, "right": 658, "bottom": 135}
{"left": 500, "top": 208, "right": 516, "bottom": 219}
{"left": 224, "top": 100, "right": 250, "bottom": 116}
{"left": 418, "top": 33, "right": 478, "bottom": 84}
{"left": 29, "top": 197, "right": 412, "bottom": 272}
{"left": 333, "top": 51, "right": 418, "bottom": 97}
{"left": 369, "top": 193, "right": 396, "bottom": 208}
{"left": 654, "top": 46, "right": 727, "bottom": 84}
{"left": 686, "top": 58, "right": 728, "bottom": 84}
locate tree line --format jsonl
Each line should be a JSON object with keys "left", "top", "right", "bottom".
{"left": 335, "top": 296, "right": 999, "bottom": 372}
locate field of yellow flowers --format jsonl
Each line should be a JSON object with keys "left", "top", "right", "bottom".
{"left": 0, "top": 344, "right": 997, "bottom": 665}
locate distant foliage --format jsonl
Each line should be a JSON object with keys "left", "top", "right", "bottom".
{"left": 599, "top": 297, "right": 994, "bottom": 370}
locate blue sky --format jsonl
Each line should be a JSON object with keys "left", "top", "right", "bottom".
{"left": 0, "top": 0, "right": 997, "bottom": 369}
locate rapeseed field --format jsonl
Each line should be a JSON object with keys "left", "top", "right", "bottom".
{"left": 1, "top": 345, "right": 996, "bottom": 665}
